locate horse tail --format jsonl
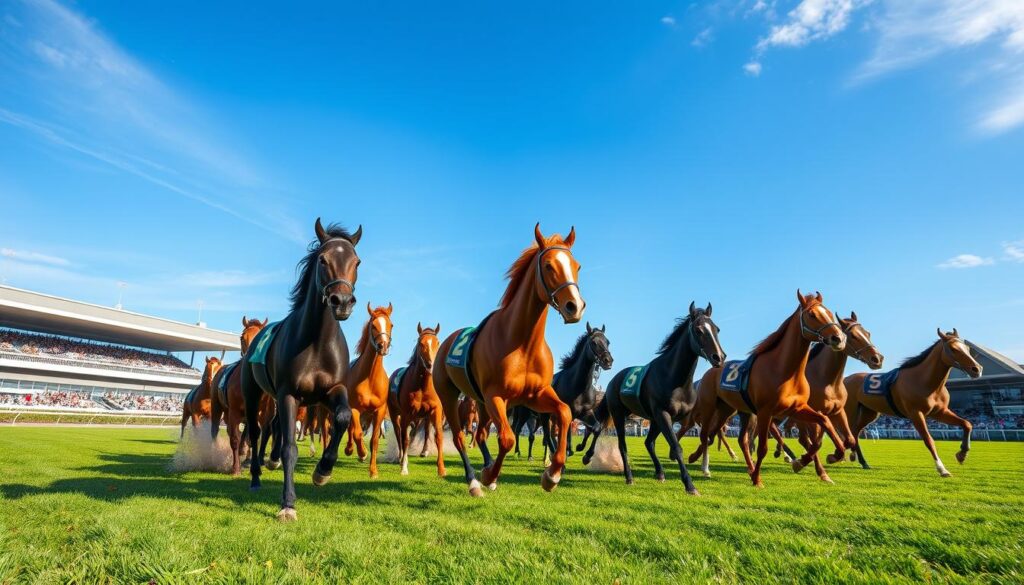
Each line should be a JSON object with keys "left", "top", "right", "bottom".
{"left": 593, "top": 393, "right": 610, "bottom": 430}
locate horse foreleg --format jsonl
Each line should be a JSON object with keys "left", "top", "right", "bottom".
{"left": 228, "top": 410, "right": 243, "bottom": 476}
{"left": 736, "top": 412, "right": 755, "bottom": 476}
{"left": 528, "top": 386, "right": 571, "bottom": 491}
{"left": 750, "top": 414, "right": 771, "bottom": 488}
{"left": 368, "top": 408, "right": 386, "bottom": 478}
{"left": 419, "top": 418, "right": 431, "bottom": 457}
{"left": 769, "top": 421, "right": 797, "bottom": 463}
{"left": 480, "top": 395, "right": 514, "bottom": 490}
{"left": 275, "top": 393, "right": 299, "bottom": 521}
{"left": 643, "top": 418, "right": 664, "bottom": 482}
{"left": 787, "top": 405, "right": 843, "bottom": 473}
{"left": 432, "top": 407, "right": 446, "bottom": 477}
{"left": 907, "top": 411, "right": 951, "bottom": 477}
{"left": 313, "top": 387, "right": 352, "bottom": 487}
{"left": 719, "top": 428, "right": 738, "bottom": 461}
{"left": 931, "top": 408, "right": 973, "bottom": 465}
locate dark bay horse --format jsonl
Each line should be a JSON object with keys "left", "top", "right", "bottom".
{"left": 844, "top": 328, "right": 981, "bottom": 476}
{"left": 527, "top": 322, "right": 615, "bottom": 463}
{"left": 210, "top": 316, "right": 267, "bottom": 475}
{"left": 787, "top": 312, "right": 885, "bottom": 482}
{"left": 240, "top": 218, "right": 362, "bottom": 521}
{"left": 180, "top": 356, "right": 222, "bottom": 438}
{"left": 433, "top": 224, "right": 585, "bottom": 496}
{"left": 510, "top": 406, "right": 541, "bottom": 460}
{"left": 688, "top": 291, "right": 847, "bottom": 487}
{"left": 458, "top": 397, "right": 479, "bottom": 448}
{"left": 389, "top": 323, "right": 447, "bottom": 476}
{"left": 582, "top": 303, "right": 724, "bottom": 494}
{"left": 344, "top": 303, "right": 393, "bottom": 478}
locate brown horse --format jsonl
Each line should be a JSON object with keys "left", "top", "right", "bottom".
{"left": 210, "top": 316, "right": 268, "bottom": 475}
{"left": 433, "top": 224, "right": 585, "bottom": 496}
{"left": 180, "top": 356, "right": 222, "bottom": 438}
{"left": 787, "top": 312, "right": 885, "bottom": 483}
{"left": 344, "top": 303, "right": 393, "bottom": 478}
{"left": 390, "top": 323, "right": 446, "bottom": 476}
{"left": 458, "top": 397, "right": 479, "bottom": 449}
{"left": 844, "top": 328, "right": 981, "bottom": 477}
{"left": 689, "top": 291, "right": 847, "bottom": 487}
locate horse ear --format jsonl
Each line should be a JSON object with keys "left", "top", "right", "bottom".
{"left": 706, "top": 302, "right": 712, "bottom": 316}
{"left": 417, "top": 322, "right": 423, "bottom": 334}
{"left": 850, "top": 310, "right": 858, "bottom": 322}
{"left": 367, "top": 302, "right": 373, "bottom": 316}
{"left": 796, "top": 289, "right": 806, "bottom": 306}
{"left": 689, "top": 301, "right": 697, "bottom": 317}
{"left": 315, "top": 217, "right": 328, "bottom": 244}
{"left": 242, "top": 315, "right": 248, "bottom": 328}
{"left": 937, "top": 327, "right": 947, "bottom": 339}
{"left": 262, "top": 318, "right": 268, "bottom": 327}
{"left": 586, "top": 321, "right": 592, "bottom": 334}
{"left": 565, "top": 226, "right": 576, "bottom": 247}
{"left": 601, "top": 323, "right": 606, "bottom": 332}
{"left": 435, "top": 323, "right": 441, "bottom": 335}
{"left": 534, "top": 223, "right": 545, "bottom": 247}
{"left": 387, "top": 302, "right": 393, "bottom": 315}
{"left": 349, "top": 224, "right": 363, "bottom": 247}
{"left": 815, "top": 291, "right": 823, "bottom": 302}
{"left": 952, "top": 327, "right": 959, "bottom": 338}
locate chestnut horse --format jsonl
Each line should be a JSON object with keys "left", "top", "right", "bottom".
{"left": 210, "top": 316, "right": 267, "bottom": 475}
{"left": 786, "top": 312, "right": 885, "bottom": 483}
{"left": 389, "top": 323, "right": 446, "bottom": 476}
{"left": 458, "top": 397, "right": 479, "bottom": 448}
{"left": 844, "top": 328, "right": 981, "bottom": 477}
{"left": 240, "top": 218, "right": 362, "bottom": 521}
{"left": 344, "top": 303, "right": 394, "bottom": 478}
{"left": 688, "top": 291, "right": 847, "bottom": 487}
{"left": 180, "top": 356, "right": 222, "bottom": 438}
{"left": 433, "top": 224, "right": 585, "bottom": 496}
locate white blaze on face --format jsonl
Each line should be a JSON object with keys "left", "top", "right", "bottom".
{"left": 427, "top": 336, "right": 440, "bottom": 361}
{"left": 550, "top": 249, "right": 582, "bottom": 312}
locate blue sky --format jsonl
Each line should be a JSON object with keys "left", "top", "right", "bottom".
{"left": 1, "top": 0, "right": 1022, "bottom": 376}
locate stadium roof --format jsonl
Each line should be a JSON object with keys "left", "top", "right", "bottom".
{"left": 0, "top": 285, "right": 239, "bottom": 352}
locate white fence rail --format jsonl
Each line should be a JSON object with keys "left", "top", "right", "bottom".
{"left": 0, "top": 406, "right": 178, "bottom": 426}
{"left": 672, "top": 426, "right": 1024, "bottom": 442}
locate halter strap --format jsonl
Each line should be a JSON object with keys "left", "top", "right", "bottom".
{"left": 316, "top": 237, "right": 356, "bottom": 303}
{"left": 799, "top": 306, "right": 841, "bottom": 344}
{"left": 535, "top": 245, "right": 580, "bottom": 311}
{"left": 845, "top": 323, "right": 878, "bottom": 362}
{"left": 942, "top": 340, "right": 971, "bottom": 373}
{"left": 687, "top": 320, "right": 712, "bottom": 362}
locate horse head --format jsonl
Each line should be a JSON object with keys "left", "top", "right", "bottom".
{"left": 838, "top": 311, "right": 884, "bottom": 369}
{"left": 533, "top": 223, "right": 585, "bottom": 324}
{"left": 796, "top": 290, "right": 846, "bottom": 351}
{"left": 937, "top": 328, "right": 982, "bottom": 378}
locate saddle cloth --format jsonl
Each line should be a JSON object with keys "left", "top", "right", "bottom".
{"left": 444, "top": 312, "right": 495, "bottom": 401}
{"left": 719, "top": 355, "right": 757, "bottom": 413}
{"left": 389, "top": 366, "right": 407, "bottom": 397}
{"left": 863, "top": 369, "right": 903, "bottom": 418}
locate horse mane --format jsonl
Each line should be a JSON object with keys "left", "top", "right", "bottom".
{"left": 750, "top": 309, "right": 798, "bottom": 357}
{"left": 560, "top": 331, "right": 591, "bottom": 369}
{"left": 355, "top": 319, "right": 371, "bottom": 357}
{"left": 899, "top": 339, "right": 941, "bottom": 370}
{"left": 242, "top": 318, "right": 264, "bottom": 329}
{"left": 499, "top": 234, "right": 568, "bottom": 309}
{"left": 808, "top": 342, "right": 828, "bottom": 361}
{"left": 289, "top": 223, "right": 357, "bottom": 312}
{"left": 657, "top": 316, "right": 694, "bottom": 356}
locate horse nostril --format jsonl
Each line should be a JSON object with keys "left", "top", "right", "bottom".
{"left": 328, "top": 294, "right": 342, "bottom": 307}
{"left": 565, "top": 301, "right": 578, "bottom": 315}
{"left": 830, "top": 335, "right": 842, "bottom": 346}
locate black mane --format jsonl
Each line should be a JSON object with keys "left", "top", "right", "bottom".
{"left": 289, "top": 224, "right": 356, "bottom": 312}
{"left": 657, "top": 315, "right": 694, "bottom": 356}
{"left": 560, "top": 331, "right": 593, "bottom": 370}
{"left": 899, "top": 339, "right": 941, "bottom": 370}
{"left": 808, "top": 342, "right": 828, "bottom": 361}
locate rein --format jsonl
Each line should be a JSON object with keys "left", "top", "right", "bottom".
{"left": 535, "top": 245, "right": 580, "bottom": 312}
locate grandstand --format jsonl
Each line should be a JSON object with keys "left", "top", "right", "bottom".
{"left": 0, "top": 285, "right": 239, "bottom": 414}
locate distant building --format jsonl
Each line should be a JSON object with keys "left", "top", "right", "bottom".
{"left": 947, "top": 341, "right": 1024, "bottom": 416}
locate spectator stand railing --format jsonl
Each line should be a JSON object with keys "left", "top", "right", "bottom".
{"left": 0, "top": 405, "right": 179, "bottom": 426}
{"left": 0, "top": 349, "right": 199, "bottom": 378}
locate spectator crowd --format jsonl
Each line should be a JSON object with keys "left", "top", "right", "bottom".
{"left": 0, "top": 329, "right": 197, "bottom": 375}
{"left": 0, "top": 390, "right": 96, "bottom": 409}
{"left": 103, "top": 391, "right": 183, "bottom": 412}
{"left": 0, "top": 389, "right": 183, "bottom": 412}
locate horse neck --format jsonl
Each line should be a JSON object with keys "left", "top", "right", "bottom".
{"left": 493, "top": 264, "right": 548, "bottom": 349}
{"left": 294, "top": 274, "right": 338, "bottom": 346}
{"left": 765, "top": 313, "right": 811, "bottom": 383}
{"left": 563, "top": 345, "right": 599, "bottom": 396}
{"left": 905, "top": 344, "right": 952, "bottom": 393}
{"left": 656, "top": 329, "right": 699, "bottom": 386}
{"left": 352, "top": 335, "right": 385, "bottom": 381}
{"left": 810, "top": 347, "right": 848, "bottom": 388}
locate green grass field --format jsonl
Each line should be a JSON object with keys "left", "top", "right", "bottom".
{"left": 0, "top": 427, "right": 1021, "bottom": 584}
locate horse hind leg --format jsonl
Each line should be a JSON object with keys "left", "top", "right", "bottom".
{"left": 643, "top": 422, "right": 664, "bottom": 482}
{"left": 931, "top": 408, "right": 972, "bottom": 464}
{"left": 480, "top": 395, "right": 515, "bottom": 491}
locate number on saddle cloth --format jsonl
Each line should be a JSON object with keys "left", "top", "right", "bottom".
{"left": 718, "top": 356, "right": 757, "bottom": 414}
{"left": 389, "top": 367, "right": 407, "bottom": 396}
{"left": 619, "top": 364, "right": 652, "bottom": 417}
{"left": 863, "top": 369, "right": 904, "bottom": 418}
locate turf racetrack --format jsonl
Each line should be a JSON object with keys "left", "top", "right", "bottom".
{"left": 0, "top": 427, "right": 1021, "bottom": 584}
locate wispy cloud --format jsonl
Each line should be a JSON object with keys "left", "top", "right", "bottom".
{"left": 1, "top": 246, "right": 70, "bottom": 267}
{"left": 692, "top": 27, "right": 715, "bottom": 48}
{"left": 937, "top": 253, "right": 995, "bottom": 269}
{"left": 744, "top": 61, "right": 763, "bottom": 76}
{"left": 661, "top": 16, "right": 677, "bottom": 27}
{"left": 0, "top": 0, "right": 306, "bottom": 243}
{"left": 1004, "top": 240, "right": 1024, "bottom": 263}
{"left": 747, "top": 0, "right": 868, "bottom": 73}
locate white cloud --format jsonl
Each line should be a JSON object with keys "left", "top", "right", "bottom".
{"left": 692, "top": 27, "right": 715, "bottom": 47}
{"left": 758, "top": 0, "right": 864, "bottom": 50}
{"left": 0, "top": 0, "right": 306, "bottom": 243}
{"left": 661, "top": 16, "right": 677, "bottom": 27}
{"left": 744, "top": 61, "right": 763, "bottom": 76}
{"left": 0, "top": 247, "right": 70, "bottom": 267}
{"left": 1004, "top": 240, "right": 1024, "bottom": 262}
{"left": 937, "top": 254, "right": 995, "bottom": 269}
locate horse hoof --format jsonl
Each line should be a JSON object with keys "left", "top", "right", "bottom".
{"left": 487, "top": 482, "right": 498, "bottom": 491}
{"left": 826, "top": 453, "right": 842, "bottom": 465}
{"left": 344, "top": 447, "right": 353, "bottom": 456}
{"left": 481, "top": 465, "right": 498, "bottom": 486}
{"left": 849, "top": 451, "right": 857, "bottom": 462}
{"left": 655, "top": 473, "right": 665, "bottom": 482}
{"left": 791, "top": 460, "right": 806, "bottom": 473}
{"left": 730, "top": 455, "right": 738, "bottom": 462}
{"left": 783, "top": 455, "right": 793, "bottom": 464}
{"left": 940, "top": 470, "right": 952, "bottom": 478}
{"left": 956, "top": 451, "right": 968, "bottom": 464}
{"left": 625, "top": 478, "right": 634, "bottom": 486}
{"left": 276, "top": 508, "right": 297, "bottom": 522}
{"left": 527, "top": 456, "right": 533, "bottom": 462}
{"left": 438, "top": 469, "right": 446, "bottom": 478}
{"left": 469, "top": 479, "right": 485, "bottom": 497}
{"left": 267, "top": 459, "right": 282, "bottom": 471}
{"left": 312, "top": 470, "right": 331, "bottom": 486}
{"left": 249, "top": 484, "right": 261, "bottom": 492}
{"left": 582, "top": 455, "right": 592, "bottom": 466}
{"left": 369, "top": 472, "right": 379, "bottom": 479}
{"left": 752, "top": 480, "right": 764, "bottom": 489}
{"left": 400, "top": 468, "right": 409, "bottom": 476}
{"left": 687, "top": 453, "right": 700, "bottom": 464}
{"left": 541, "top": 469, "right": 560, "bottom": 492}
{"left": 773, "top": 450, "right": 781, "bottom": 459}
{"left": 686, "top": 488, "right": 701, "bottom": 497}
{"left": 819, "top": 474, "right": 834, "bottom": 485}
{"left": 702, "top": 471, "right": 711, "bottom": 478}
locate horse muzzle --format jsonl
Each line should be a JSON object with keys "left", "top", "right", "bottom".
{"left": 329, "top": 293, "right": 356, "bottom": 321}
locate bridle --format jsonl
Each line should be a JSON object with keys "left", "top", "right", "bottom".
{"left": 535, "top": 245, "right": 581, "bottom": 312}
{"left": 799, "top": 305, "right": 842, "bottom": 344}
{"left": 316, "top": 238, "right": 356, "bottom": 304}
{"left": 417, "top": 331, "right": 437, "bottom": 371}
{"left": 687, "top": 319, "right": 713, "bottom": 362}
{"left": 368, "top": 321, "right": 391, "bottom": 356}
{"left": 942, "top": 339, "right": 973, "bottom": 373}
{"left": 584, "top": 331, "right": 611, "bottom": 368}
{"left": 844, "top": 323, "right": 878, "bottom": 362}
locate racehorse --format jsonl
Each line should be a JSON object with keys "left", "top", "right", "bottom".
{"left": 433, "top": 224, "right": 585, "bottom": 496}
{"left": 510, "top": 406, "right": 541, "bottom": 460}
{"left": 458, "top": 397, "right": 479, "bottom": 448}
{"left": 180, "top": 356, "right": 222, "bottom": 438}
{"left": 688, "top": 291, "right": 847, "bottom": 488}
{"left": 210, "top": 316, "right": 267, "bottom": 475}
{"left": 344, "top": 303, "right": 393, "bottom": 478}
{"left": 389, "top": 323, "right": 447, "bottom": 476}
{"left": 240, "top": 218, "right": 362, "bottom": 521}
{"left": 844, "top": 328, "right": 980, "bottom": 477}
{"left": 785, "top": 311, "right": 884, "bottom": 483}
{"left": 582, "top": 303, "right": 724, "bottom": 494}
{"left": 518, "top": 322, "right": 614, "bottom": 464}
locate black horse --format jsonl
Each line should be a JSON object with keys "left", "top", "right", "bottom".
{"left": 583, "top": 303, "right": 724, "bottom": 495}
{"left": 511, "top": 323, "right": 613, "bottom": 462}
{"left": 240, "top": 218, "right": 362, "bottom": 521}
{"left": 510, "top": 406, "right": 541, "bottom": 460}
